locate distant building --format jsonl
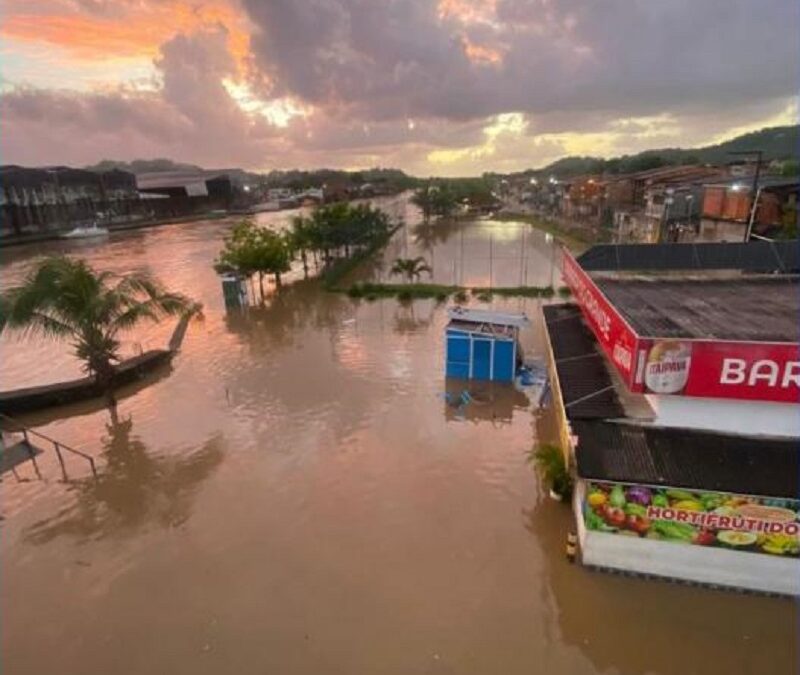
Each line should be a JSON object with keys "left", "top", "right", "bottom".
{"left": 133, "top": 170, "right": 239, "bottom": 218}
{"left": 0, "top": 165, "right": 139, "bottom": 235}
{"left": 563, "top": 176, "right": 606, "bottom": 222}
{"left": 135, "top": 170, "right": 234, "bottom": 200}
{"left": 609, "top": 166, "right": 725, "bottom": 243}
{"left": 699, "top": 177, "right": 799, "bottom": 242}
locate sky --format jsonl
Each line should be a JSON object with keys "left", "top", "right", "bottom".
{"left": 0, "top": 0, "right": 797, "bottom": 176}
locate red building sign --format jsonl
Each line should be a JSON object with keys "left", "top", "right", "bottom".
{"left": 563, "top": 251, "right": 800, "bottom": 404}
{"left": 633, "top": 340, "right": 800, "bottom": 403}
{"left": 561, "top": 250, "right": 638, "bottom": 384}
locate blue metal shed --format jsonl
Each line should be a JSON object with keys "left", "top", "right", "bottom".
{"left": 445, "top": 308, "right": 529, "bottom": 382}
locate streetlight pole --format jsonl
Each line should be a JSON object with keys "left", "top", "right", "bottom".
{"left": 729, "top": 150, "right": 763, "bottom": 242}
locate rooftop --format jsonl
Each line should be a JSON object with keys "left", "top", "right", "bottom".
{"left": 136, "top": 171, "right": 228, "bottom": 190}
{"left": 577, "top": 241, "right": 800, "bottom": 274}
{"left": 574, "top": 419, "right": 799, "bottom": 498}
{"left": 447, "top": 307, "right": 529, "bottom": 328}
{"left": 594, "top": 275, "right": 799, "bottom": 342}
{"left": 542, "top": 304, "right": 625, "bottom": 419}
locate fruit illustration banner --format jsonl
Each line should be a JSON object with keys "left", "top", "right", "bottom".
{"left": 584, "top": 481, "right": 800, "bottom": 557}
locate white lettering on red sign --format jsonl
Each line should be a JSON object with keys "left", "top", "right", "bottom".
{"left": 562, "top": 258, "right": 611, "bottom": 341}
{"left": 720, "top": 358, "right": 800, "bottom": 389}
{"left": 613, "top": 343, "right": 632, "bottom": 371}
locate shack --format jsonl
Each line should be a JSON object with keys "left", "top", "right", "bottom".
{"left": 445, "top": 308, "right": 529, "bottom": 382}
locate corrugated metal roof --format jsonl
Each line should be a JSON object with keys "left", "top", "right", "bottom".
{"left": 573, "top": 420, "right": 799, "bottom": 498}
{"left": 543, "top": 304, "right": 625, "bottom": 419}
{"left": 577, "top": 241, "right": 799, "bottom": 274}
{"left": 135, "top": 171, "right": 228, "bottom": 190}
{"left": 595, "top": 276, "right": 799, "bottom": 341}
{"left": 447, "top": 307, "right": 529, "bottom": 327}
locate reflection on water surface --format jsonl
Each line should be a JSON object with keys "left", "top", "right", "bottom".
{"left": 0, "top": 198, "right": 795, "bottom": 675}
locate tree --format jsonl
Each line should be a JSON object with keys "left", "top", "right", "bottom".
{"left": 289, "top": 215, "right": 312, "bottom": 277}
{"left": 0, "top": 256, "right": 198, "bottom": 409}
{"left": 411, "top": 186, "right": 435, "bottom": 224}
{"left": 390, "top": 256, "right": 432, "bottom": 282}
{"left": 430, "top": 185, "right": 458, "bottom": 218}
{"left": 261, "top": 229, "right": 292, "bottom": 288}
{"left": 781, "top": 159, "right": 800, "bottom": 177}
{"left": 215, "top": 220, "right": 292, "bottom": 297}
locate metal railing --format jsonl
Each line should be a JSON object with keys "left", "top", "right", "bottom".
{"left": 0, "top": 412, "right": 97, "bottom": 480}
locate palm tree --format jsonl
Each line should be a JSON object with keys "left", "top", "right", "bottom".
{"left": 390, "top": 256, "right": 432, "bottom": 283}
{"left": 0, "top": 256, "right": 199, "bottom": 409}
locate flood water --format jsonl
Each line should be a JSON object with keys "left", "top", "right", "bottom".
{"left": 1, "top": 195, "right": 796, "bottom": 675}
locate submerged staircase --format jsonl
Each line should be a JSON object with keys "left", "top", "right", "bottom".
{"left": 0, "top": 413, "right": 97, "bottom": 481}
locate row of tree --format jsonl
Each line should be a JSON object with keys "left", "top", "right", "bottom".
{"left": 215, "top": 203, "right": 394, "bottom": 299}
{"left": 411, "top": 178, "right": 497, "bottom": 223}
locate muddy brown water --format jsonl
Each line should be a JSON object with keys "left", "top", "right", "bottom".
{"left": 1, "top": 196, "right": 795, "bottom": 674}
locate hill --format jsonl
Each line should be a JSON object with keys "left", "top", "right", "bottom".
{"left": 84, "top": 158, "right": 204, "bottom": 174}
{"left": 538, "top": 125, "right": 799, "bottom": 177}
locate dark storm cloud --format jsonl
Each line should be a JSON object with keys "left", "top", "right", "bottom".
{"left": 0, "top": 25, "right": 284, "bottom": 167}
{"left": 0, "top": 0, "right": 797, "bottom": 172}
{"left": 243, "top": 0, "right": 799, "bottom": 122}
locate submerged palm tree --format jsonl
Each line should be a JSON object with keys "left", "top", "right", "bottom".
{"left": 390, "top": 256, "right": 432, "bottom": 283}
{"left": 0, "top": 256, "right": 199, "bottom": 408}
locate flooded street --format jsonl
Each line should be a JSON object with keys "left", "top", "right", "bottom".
{"left": 1, "top": 197, "right": 795, "bottom": 675}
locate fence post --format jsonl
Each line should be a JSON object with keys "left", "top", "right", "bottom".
{"left": 53, "top": 442, "right": 68, "bottom": 481}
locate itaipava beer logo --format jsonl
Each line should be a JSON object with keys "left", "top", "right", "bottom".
{"left": 644, "top": 341, "right": 692, "bottom": 394}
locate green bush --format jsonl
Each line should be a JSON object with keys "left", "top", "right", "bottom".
{"left": 347, "top": 285, "right": 364, "bottom": 298}
{"left": 528, "top": 443, "right": 573, "bottom": 500}
{"left": 454, "top": 290, "right": 468, "bottom": 304}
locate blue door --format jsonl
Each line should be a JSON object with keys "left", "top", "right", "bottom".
{"left": 493, "top": 339, "right": 515, "bottom": 382}
{"left": 446, "top": 332, "right": 471, "bottom": 379}
{"left": 472, "top": 339, "right": 492, "bottom": 380}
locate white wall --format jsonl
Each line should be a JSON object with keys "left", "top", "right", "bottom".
{"left": 646, "top": 394, "right": 800, "bottom": 438}
{"left": 573, "top": 480, "right": 799, "bottom": 595}
{"left": 581, "top": 530, "right": 800, "bottom": 596}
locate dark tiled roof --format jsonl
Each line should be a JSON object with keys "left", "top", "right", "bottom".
{"left": 577, "top": 241, "right": 800, "bottom": 274}
{"left": 573, "top": 420, "right": 799, "bottom": 498}
{"left": 595, "top": 275, "right": 799, "bottom": 342}
{"left": 543, "top": 304, "right": 624, "bottom": 420}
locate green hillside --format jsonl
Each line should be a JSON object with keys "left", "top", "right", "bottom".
{"left": 539, "top": 125, "right": 799, "bottom": 177}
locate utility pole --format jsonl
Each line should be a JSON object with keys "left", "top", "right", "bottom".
{"left": 729, "top": 150, "right": 763, "bottom": 242}
{"left": 489, "top": 230, "right": 494, "bottom": 290}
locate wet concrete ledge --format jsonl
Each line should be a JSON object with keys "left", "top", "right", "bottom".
{"left": 0, "top": 313, "right": 193, "bottom": 415}
{"left": 0, "top": 350, "right": 174, "bottom": 415}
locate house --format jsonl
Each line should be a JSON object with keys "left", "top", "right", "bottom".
{"left": 698, "top": 177, "right": 799, "bottom": 242}
{"left": 609, "top": 166, "right": 725, "bottom": 243}
{"left": 562, "top": 176, "right": 607, "bottom": 222}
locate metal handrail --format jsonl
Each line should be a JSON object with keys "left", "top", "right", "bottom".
{"left": 0, "top": 412, "right": 97, "bottom": 478}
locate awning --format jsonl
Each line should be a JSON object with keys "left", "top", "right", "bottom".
{"left": 573, "top": 419, "right": 799, "bottom": 499}
{"left": 542, "top": 304, "right": 624, "bottom": 419}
